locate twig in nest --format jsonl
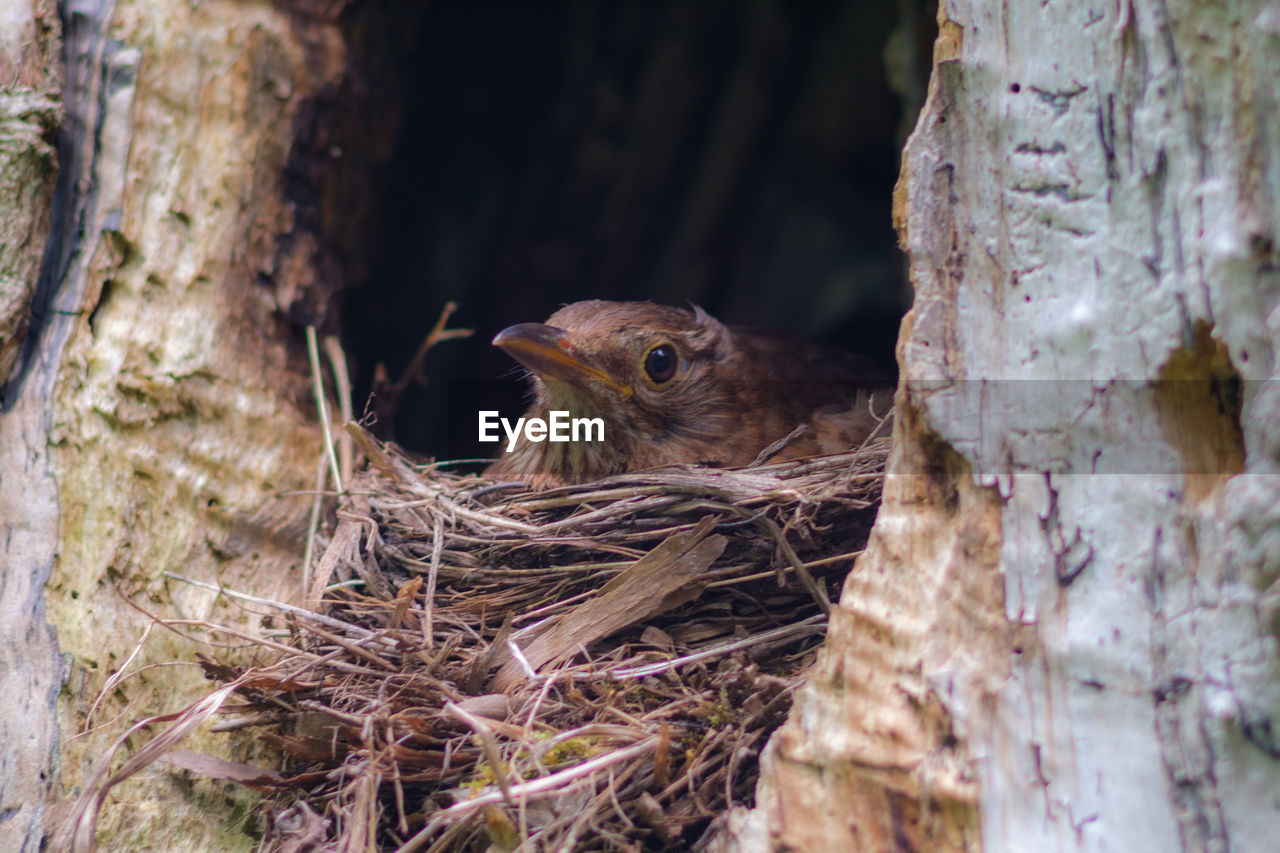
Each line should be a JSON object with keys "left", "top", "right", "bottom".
{"left": 306, "top": 325, "right": 344, "bottom": 494}
{"left": 95, "top": 431, "right": 886, "bottom": 853}
{"left": 371, "top": 301, "right": 473, "bottom": 429}
{"left": 55, "top": 680, "right": 246, "bottom": 853}
{"left": 392, "top": 301, "right": 474, "bottom": 394}
{"left": 323, "top": 333, "right": 356, "bottom": 484}
{"left": 399, "top": 737, "right": 659, "bottom": 853}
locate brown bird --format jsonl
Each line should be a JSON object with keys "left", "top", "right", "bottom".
{"left": 485, "top": 300, "right": 892, "bottom": 487}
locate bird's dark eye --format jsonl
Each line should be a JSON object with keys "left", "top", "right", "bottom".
{"left": 643, "top": 344, "right": 678, "bottom": 384}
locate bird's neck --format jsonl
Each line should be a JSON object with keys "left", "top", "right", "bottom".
{"left": 495, "top": 383, "right": 634, "bottom": 487}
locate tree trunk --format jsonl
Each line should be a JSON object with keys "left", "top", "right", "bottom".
{"left": 0, "top": 3, "right": 63, "bottom": 851}
{"left": 0, "top": 1, "right": 365, "bottom": 849}
{"left": 723, "top": 0, "right": 1280, "bottom": 850}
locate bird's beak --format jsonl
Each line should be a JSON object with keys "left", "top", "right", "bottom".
{"left": 493, "top": 323, "right": 633, "bottom": 397}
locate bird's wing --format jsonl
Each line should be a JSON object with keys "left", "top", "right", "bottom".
{"left": 728, "top": 326, "right": 894, "bottom": 384}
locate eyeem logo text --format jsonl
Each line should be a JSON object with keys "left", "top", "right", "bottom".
{"left": 479, "top": 411, "right": 605, "bottom": 452}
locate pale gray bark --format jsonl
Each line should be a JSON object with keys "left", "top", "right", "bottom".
{"left": 1, "top": 2, "right": 74, "bottom": 849}
{"left": 723, "top": 0, "right": 1280, "bottom": 850}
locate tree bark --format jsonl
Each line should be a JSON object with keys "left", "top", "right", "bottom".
{"left": 0, "top": 1, "right": 363, "bottom": 849}
{"left": 1, "top": 2, "right": 73, "bottom": 850}
{"left": 724, "top": 0, "right": 1280, "bottom": 849}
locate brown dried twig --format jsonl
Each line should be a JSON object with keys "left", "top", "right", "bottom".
{"left": 85, "top": 429, "right": 886, "bottom": 852}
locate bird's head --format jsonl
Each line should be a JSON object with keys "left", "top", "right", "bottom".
{"left": 490, "top": 300, "right": 743, "bottom": 483}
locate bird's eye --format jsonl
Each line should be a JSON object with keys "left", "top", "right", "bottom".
{"left": 643, "top": 344, "right": 678, "bottom": 384}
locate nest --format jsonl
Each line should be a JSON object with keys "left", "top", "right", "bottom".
{"left": 69, "top": 423, "right": 887, "bottom": 852}
{"left": 244, "top": 426, "right": 888, "bottom": 850}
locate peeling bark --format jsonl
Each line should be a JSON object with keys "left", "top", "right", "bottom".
{"left": 0, "top": 0, "right": 379, "bottom": 848}
{"left": 722, "top": 0, "right": 1280, "bottom": 849}
{"left": 0, "top": 3, "right": 69, "bottom": 850}
{"left": 0, "top": 0, "right": 59, "bottom": 380}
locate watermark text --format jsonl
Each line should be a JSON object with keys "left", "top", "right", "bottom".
{"left": 478, "top": 410, "right": 605, "bottom": 452}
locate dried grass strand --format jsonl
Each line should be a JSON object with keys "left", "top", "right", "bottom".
{"left": 94, "top": 425, "right": 885, "bottom": 852}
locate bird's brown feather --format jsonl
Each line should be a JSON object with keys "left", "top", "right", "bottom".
{"left": 486, "top": 301, "right": 891, "bottom": 487}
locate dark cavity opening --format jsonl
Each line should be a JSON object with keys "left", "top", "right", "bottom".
{"left": 332, "top": 0, "right": 935, "bottom": 461}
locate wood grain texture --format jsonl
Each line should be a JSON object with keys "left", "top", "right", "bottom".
{"left": 0, "top": 3, "right": 89, "bottom": 850}
{"left": 0, "top": 0, "right": 384, "bottom": 848}
{"left": 720, "top": 0, "right": 1280, "bottom": 850}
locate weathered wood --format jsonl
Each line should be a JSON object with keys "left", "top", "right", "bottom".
{"left": 722, "top": 0, "right": 1280, "bottom": 849}
{"left": 0, "top": 0, "right": 376, "bottom": 848}
{"left": 0, "top": 2, "right": 78, "bottom": 850}
{"left": 0, "top": 0, "right": 58, "bottom": 385}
